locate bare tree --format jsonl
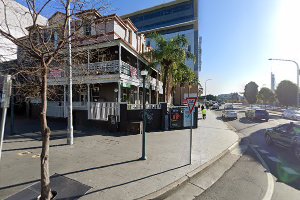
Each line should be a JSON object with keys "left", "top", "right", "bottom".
{"left": 0, "top": 0, "right": 110, "bottom": 199}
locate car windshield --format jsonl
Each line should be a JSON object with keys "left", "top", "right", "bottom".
{"left": 256, "top": 110, "right": 267, "bottom": 114}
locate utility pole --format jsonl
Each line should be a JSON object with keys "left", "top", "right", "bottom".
{"left": 67, "top": 0, "right": 73, "bottom": 145}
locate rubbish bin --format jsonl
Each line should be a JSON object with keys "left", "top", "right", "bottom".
{"left": 108, "top": 115, "right": 118, "bottom": 132}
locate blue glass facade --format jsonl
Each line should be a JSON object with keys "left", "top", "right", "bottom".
{"left": 123, "top": 0, "right": 199, "bottom": 73}
{"left": 129, "top": 1, "right": 194, "bottom": 32}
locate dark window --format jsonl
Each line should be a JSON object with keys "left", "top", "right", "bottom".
{"left": 84, "top": 24, "right": 91, "bottom": 36}
{"left": 128, "top": 30, "right": 132, "bottom": 44}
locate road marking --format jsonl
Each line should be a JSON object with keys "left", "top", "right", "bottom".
{"left": 267, "top": 156, "right": 281, "bottom": 163}
{"left": 250, "top": 145, "right": 274, "bottom": 200}
{"left": 251, "top": 145, "right": 259, "bottom": 148}
{"left": 282, "top": 167, "right": 299, "bottom": 175}
{"left": 258, "top": 149, "right": 269, "bottom": 154}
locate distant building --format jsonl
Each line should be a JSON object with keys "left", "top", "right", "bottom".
{"left": 271, "top": 72, "right": 275, "bottom": 92}
{"left": 218, "top": 93, "right": 244, "bottom": 102}
{"left": 0, "top": 0, "right": 46, "bottom": 62}
{"left": 122, "top": 0, "right": 202, "bottom": 105}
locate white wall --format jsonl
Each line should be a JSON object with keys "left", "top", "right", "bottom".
{"left": 0, "top": 0, "right": 46, "bottom": 62}
{"left": 113, "top": 21, "right": 126, "bottom": 39}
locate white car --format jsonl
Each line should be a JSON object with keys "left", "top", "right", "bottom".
{"left": 282, "top": 109, "right": 300, "bottom": 121}
{"left": 222, "top": 110, "right": 238, "bottom": 120}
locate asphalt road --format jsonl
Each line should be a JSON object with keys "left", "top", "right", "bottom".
{"left": 197, "top": 108, "right": 300, "bottom": 200}
{"left": 195, "top": 147, "right": 269, "bottom": 200}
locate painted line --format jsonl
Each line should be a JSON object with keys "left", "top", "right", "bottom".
{"left": 267, "top": 156, "right": 281, "bottom": 163}
{"left": 282, "top": 167, "right": 299, "bottom": 175}
{"left": 258, "top": 149, "right": 269, "bottom": 154}
{"left": 250, "top": 145, "right": 274, "bottom": 200}
{"left": 251, "top": 145, "right": 259, "bottom": 148}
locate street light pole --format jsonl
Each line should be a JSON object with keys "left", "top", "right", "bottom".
{"left": 268, "top": 58, "right": 299, "bottom": 108}
{"left": 204, "top": 79, "right": 212, "bottom": 102}
{"left": 141, "top": 69, "right": 148, "bottom": 160}
{"left": 67, "top": 0, "right": 73, "bottom": 145}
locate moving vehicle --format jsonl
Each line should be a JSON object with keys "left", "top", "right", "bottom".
{"left": 282, "top": 109, "right": 300, "bottom": 121}
{"left": 222, "top": 104, "right": 237, "bottom": 120}
{"left": 265, "top": 122, "right": 300, "bottom": 160}
{"left": 211, "top": 103, "right": 219, "bottom": 110}
{"left": 245, "top": 109, "right": 269, "bottom": 121}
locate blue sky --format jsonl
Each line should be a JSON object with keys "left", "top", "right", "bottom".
{"left": 17, "top": 0, "right": 300, "bottom": 95}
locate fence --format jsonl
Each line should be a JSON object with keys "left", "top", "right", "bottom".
{"left": 127, "top": 104, "right": 161, "bottom": 110}
{"left": 89, "top": 102, "right": 119, "bottom": 121}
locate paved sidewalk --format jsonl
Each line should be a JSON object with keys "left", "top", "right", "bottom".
{"left": 0, "top": 110, "right": 238, "bottom": 200}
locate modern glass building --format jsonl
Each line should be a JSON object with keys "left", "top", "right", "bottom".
{"left": 122, "top": 0, "right": 200, "bottom": 74}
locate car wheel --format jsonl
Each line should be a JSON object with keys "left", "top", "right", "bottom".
{"left": 294, "top": 146, "right": 300, "bottom": 160}
{"left": 265, "top": 134, "right": 273, "bottom": 146}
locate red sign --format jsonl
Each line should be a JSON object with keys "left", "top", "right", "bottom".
{"left": 186, "top": 97, "right": 197, "bottom": 114}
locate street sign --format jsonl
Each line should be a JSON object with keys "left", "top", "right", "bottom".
{"left": 186, "top": 97, "right": 197, "bottom": 114}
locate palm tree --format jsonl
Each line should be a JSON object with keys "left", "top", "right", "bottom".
{"left": 144, "top": 33, "right": 195, "bottom": 103}
{"left": 173, "top": 63, "right": 197, "bottom": 104}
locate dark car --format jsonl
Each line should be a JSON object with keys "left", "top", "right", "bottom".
{"left": 265, "top": 122, "right": 300, "bottom": 160}
{"left": 245, "top": 109, "right": 269, "bottom": 121}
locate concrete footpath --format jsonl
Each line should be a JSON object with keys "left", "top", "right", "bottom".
{"left": 0, "top": 110, "right": 238, "bottom": 200}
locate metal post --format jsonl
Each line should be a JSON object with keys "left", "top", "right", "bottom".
{"left": 10, "top": 87, "right": 14, "bottom": 135}
{"left": 141, "top": 76, "right": 147, "bottom": 160}
{"left": 297, "top": 64, "right": 299, "bottom": 108}
{"left": 118, "top": 82, "right": 121, "bottom": 103}
{"left": 87, "top": 84, "right": 90, "bottom": 119}
{"left": 189, "top": 111, "right": 192, "bottom": 165}
{"left": 63, "top": 85, "right": 66, "bottom": 118}
{"left": 0, "top": 108, "right": 8, "bottom": 160}
{"left": 67, "top": 1, "right": 73, "bottom": 145}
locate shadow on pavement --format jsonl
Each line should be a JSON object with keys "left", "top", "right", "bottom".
{"left": 0, "top": 158, "right": 188, "bottom": 199}
{"left": 82, "top": 164, "right": 189, "bottom": 197}
{"left": 246, "top": 128, "right": 300, "bottom": 190}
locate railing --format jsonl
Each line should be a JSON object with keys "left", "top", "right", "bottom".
{"left": 49, "top": 60, "right": 139, "bottom": 79}
{"left": 127, "top": 104, "right": 161, "bottom": 110}
{"left": 47, "top": 101, "right": 64, "bottom": 118}
{"left": 88, "top": 60, "right": 119, "bottom": 75}
{"left": 73, "top": 101, "right": 87, "bottom": 110}
{"left": 89, "top": 102, "right": 119, "bottom": 121}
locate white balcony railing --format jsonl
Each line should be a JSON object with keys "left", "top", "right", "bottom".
{"left": 127, "top": 104, "right": 161, "bottom": 110}
{"left": 89, "top": 102, "right": 119, "bottom": 121}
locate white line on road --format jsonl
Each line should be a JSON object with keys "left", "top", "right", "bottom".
{"left": 282, "top": 167, "right": 299, "bottom": 175}
{"left": 258, "top": 149, "right": 269, "bottom": 154}
{"left": 267, "top": 156, "right": 281, "bottom": 163}
{"left": 250, "top": 145, "right": 274, "bottom": 200}
{"left": 251, "top": 145, "right": 259, "bottom": 148}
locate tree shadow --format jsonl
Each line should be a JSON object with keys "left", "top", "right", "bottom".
{"left": 239, "top": 117, "right": 257, "bottom": 124}
{"left": 245, "top": 128, "right": 300, "bottom": 190}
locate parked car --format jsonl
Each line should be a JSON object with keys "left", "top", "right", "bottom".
{"left": 265, "top": 122, "right": 300, "bottom": 160}
{"left": 245, "top": 109, "right": 269, "bottom": 121}
{"left": 222, "top": 105, "right": 237, "bottom": 120}
{"left": 211, "top": 103, "right": 219, "bottom": 110}
{"left": 282, "top": 109, "right": 300, "bottom": 121}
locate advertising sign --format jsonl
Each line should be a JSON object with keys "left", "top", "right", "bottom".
{"left": 170, "top": 108, "right": 182, "bottom": 128}
{"left": 183, "top": 107, "right": 194, "bottom": 127}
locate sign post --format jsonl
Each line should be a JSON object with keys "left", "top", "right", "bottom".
{"left": 0, "top": 75, "right": 12, "bottom": 160}
{"left": 186, "top": 97, "right": 197, "bottom": 165}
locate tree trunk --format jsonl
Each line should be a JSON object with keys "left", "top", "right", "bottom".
{"left": 162, "top": 67, "right": 168, "bottom": 102}
{"left": 40, "top": 62, "right": 52, "bottom": 200}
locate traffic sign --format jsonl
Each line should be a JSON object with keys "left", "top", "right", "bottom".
{"left": 186, "top": 97, "right": 197, "bottom": 114}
